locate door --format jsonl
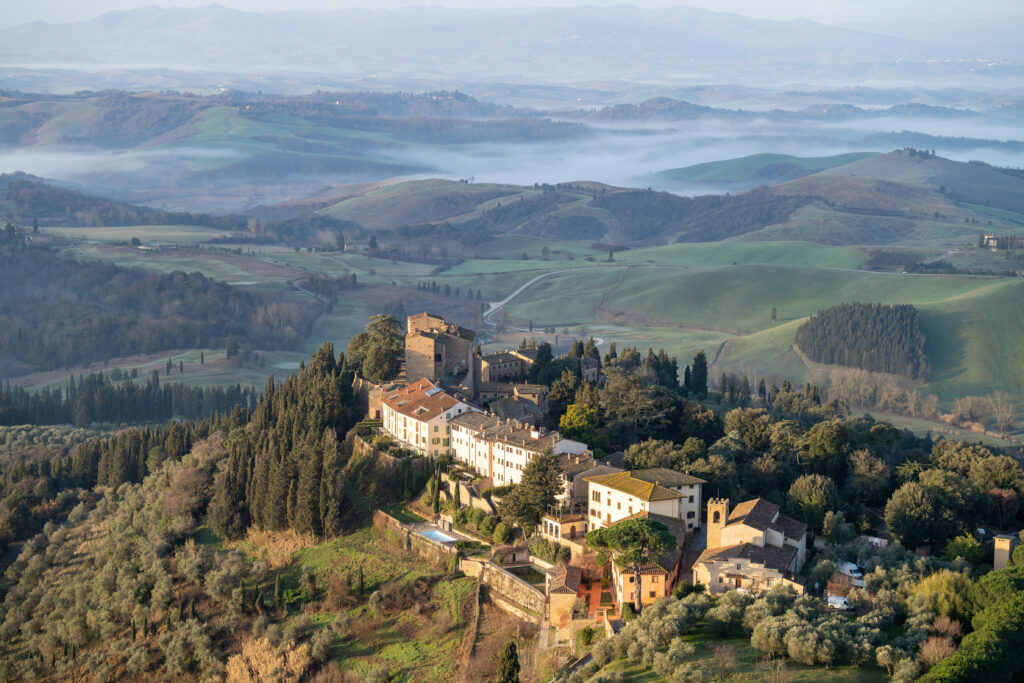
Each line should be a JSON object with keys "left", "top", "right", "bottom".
{"left": 734, "top": 577, "right": 742, "bottom": 588}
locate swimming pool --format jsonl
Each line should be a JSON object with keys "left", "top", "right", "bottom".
{"left": 419, "top": 529, "right": 456, "bottom": 543}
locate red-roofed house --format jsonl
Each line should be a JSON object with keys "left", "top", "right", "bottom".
{"left": 381, "top": 379, "right": 474, "bottom": 457}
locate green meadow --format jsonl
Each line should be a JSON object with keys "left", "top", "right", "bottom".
{"left": 20, "top": 229, "right": 1024, "bottom": 419}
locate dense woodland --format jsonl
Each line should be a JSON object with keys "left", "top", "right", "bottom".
{"left": 796, "top": 302, "right": 931, "bottom": 380}
{"left": 0, "top": 372, "right": 258, "bottom": 426}
{"left": 0, "top": 330, "right": 1022, "bottom": 679}
{"left": 2, "top": 176, "right": 359, "bottom": 247}
{"left": 0, "top": 228, "right": 311, "bottom": 370}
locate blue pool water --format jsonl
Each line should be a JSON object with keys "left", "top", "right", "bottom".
{"left": 420, "top": 529, "right": 456, "bottom": 543}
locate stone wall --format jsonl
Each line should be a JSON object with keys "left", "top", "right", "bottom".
{"left": 372, "top": 510, "right": 456, "bottom": 567}
{"left": 459, "top": 557, "right": 546, "bottom": 624}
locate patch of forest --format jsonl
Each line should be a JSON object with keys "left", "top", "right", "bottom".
{"left": 0, "top": 371, "right": 258, "bottom": 427}
{"left": 795, "top": 302, "right": 930, "bottom": 380}
{"left": 0, "top": 228, "right": 312, "bottom": 371}
{"left": 1, "top": 175, "right": 358, "bottom": 247}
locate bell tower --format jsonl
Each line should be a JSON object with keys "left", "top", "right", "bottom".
{"left": 707, "top": 498, "right": 729, "bottom": 549}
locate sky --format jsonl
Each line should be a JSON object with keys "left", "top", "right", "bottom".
{"left": 2, "top": 0, "right": 1021, "bottom": 30}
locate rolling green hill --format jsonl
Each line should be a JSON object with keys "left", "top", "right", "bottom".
{"left": 499, "top": 254, "right": 1024, "bottom": 408}
{"left": 656, "top": 152, "right": 878, "bottom": 183}
{"left": 821, "top": 149, "right": 1024, "bottom": 215}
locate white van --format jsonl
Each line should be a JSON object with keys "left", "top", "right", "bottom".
{"left": 827, "top": 595, "right": 851, "bottom": 611}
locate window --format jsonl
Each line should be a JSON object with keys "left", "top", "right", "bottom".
{"left": 592, "top": 491, "right": 601, "bottom": 503}
{"left": 689, "top": 496, "right": 694, "bottom": 503}
{"left": 617, "top": 502, "right": 621, "bottom": 510}
{"left": 651, "top": 576, "right": 658, "bottom": 583}
{"left": 736, "top": 564, "right": 742, "bottom": 570}
{"left": 434, "top": 425, "right": 438, "bottom": 432}
{"left": 649, "top": 591, "right": 656, "bottom": 598}
{"left": 719, "top": 576, "right": 724, "bottom": 583}
{"left": 629, "top": 576, "right": 635, "bottom": 583}
{"left": 686, "top": 511, "right": 695, "bottom": 519}
{"left": 713, "top": 510, "right": 721, "bottom": 524}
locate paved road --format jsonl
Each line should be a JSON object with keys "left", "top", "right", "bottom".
{"left": 482, "top": 264, "right": 663, "bottom": 344}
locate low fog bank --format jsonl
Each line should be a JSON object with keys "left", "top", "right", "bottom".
{"left": 2, "top": 116, "right": 1021, "bottom": 213}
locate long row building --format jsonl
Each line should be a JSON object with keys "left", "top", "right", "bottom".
{"left": 379, "top": 377, "right": 593, "bottom": 489}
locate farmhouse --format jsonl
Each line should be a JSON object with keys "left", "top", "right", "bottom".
{"left": 694, "top": 497, "right": 808, "bottom": 595}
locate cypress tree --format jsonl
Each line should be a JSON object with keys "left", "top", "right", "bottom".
{"left": 690, "top": 350, "right": 708, "bottom": 398}
{"left": 496, "top": 641, "right": 521, "bottom": 683}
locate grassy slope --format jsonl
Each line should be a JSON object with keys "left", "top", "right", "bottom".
{"left": 502, "top": 255, "right": 1024, "bottom": 407}
{"left": 656, "top": 152, "right": 879, "bottom": 182}
{"left": 824, "top": 153, "right": 1024, "bottom": 214}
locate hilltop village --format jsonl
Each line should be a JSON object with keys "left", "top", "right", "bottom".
{"left": 340, "top": 312, "right": 1024, "bottom": 681}
{"left": 362, "top": 315, "right": 826, "bottom": 623}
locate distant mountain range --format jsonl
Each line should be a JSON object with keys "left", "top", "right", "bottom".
{"left": 0, "top": 4, "right": 1020, "bottom": 88}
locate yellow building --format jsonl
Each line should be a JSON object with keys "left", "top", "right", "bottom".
{"left": 695, "top": 498, "right": 807, "bottom": 595}
{"left": 606, "top": 511, "right": 688, "bottom": 612}
{"left": 547, "top": 565, "right": 583, "bottom": 629}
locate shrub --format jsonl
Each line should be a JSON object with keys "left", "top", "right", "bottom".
{"left": 919, "top": 636, "right": 956, "bottom": 670}
{"left": 492, "top": 522, "right": 512, "bottom": 545}
{"left": 577, "top": 625, "right": 595, "bottom": 647}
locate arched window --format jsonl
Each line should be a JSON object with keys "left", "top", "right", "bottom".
{"left": 712, "top": 510, "right": 721, "bottom": 524}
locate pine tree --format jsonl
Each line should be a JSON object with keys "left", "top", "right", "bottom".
{"left": 496, "top": 641, "right": 521, "bottom": 683}
{"left": 356, "top": 565, "right": 364, "bottom": 596}
{"left": 498, "top": 447, "right": 564, "bottom": 527}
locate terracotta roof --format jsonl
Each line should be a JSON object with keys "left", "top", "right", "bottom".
{"left": 449, "top": 412, "right": 579, "bottom": 459}
{"left": 630, "top": 468, "right": 706, "bottom": 487}
{"left": 481, "top": 351, "right": 522, "bottom": 365}
{"left": 513, "top": 347, "right": 539, "bottom": 361}
{"left": 558, "top": 452, "right": 598, "bottom": 480}
{"left": 696, "top": 541, "right": 798, "bottom": 574}
{"left": 383, "top": 380, "right": 463, "bottom": 422}
{"left": 550, "top": 565, "right": 582, "bottom": 594}
{"left": 585, "top": 471, "right": 684, "bottom": 502}
{"left": 769, "top": 515, "right": 808, "bottom": 542}
{"left": 727, "top": 498, "right": 779, "bottom": 531}
{"left": 489, "top": 397, "right": 544, "bottom": 422}
{"left": 576, "top": 464, "right": 625, "bottom": 482}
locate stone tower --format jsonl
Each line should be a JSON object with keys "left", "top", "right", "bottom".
{"left": 707, "top": 498, "right": 729, "bottom": 550}
{"left": 994, "top": 534, "right": 1017, "bottom": 571}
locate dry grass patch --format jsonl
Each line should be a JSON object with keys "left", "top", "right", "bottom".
{"left": 238, "top": 528, "right": 320, "bottom": 569}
